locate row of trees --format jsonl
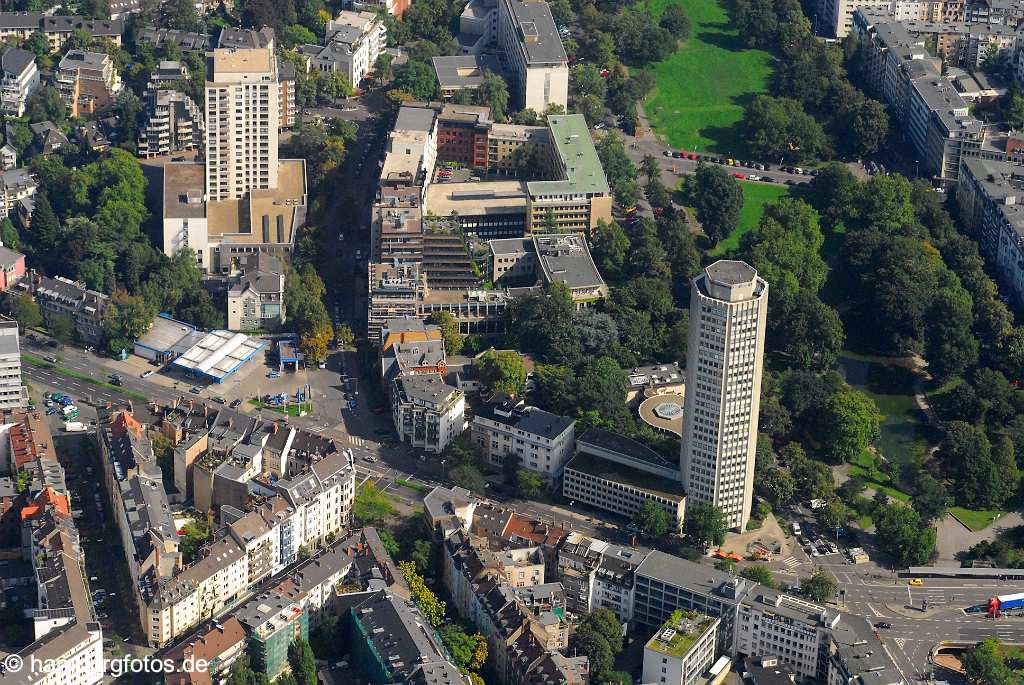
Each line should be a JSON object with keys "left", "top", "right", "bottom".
{"left": 727, "top": 0, "right": 889, "bottom": 161}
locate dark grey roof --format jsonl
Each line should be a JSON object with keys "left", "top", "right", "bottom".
{"left": 565, "top": 451, "right": 685, "bottom": 502}
{"left": 534, "top": 234, "right": 604, "bottom": 290}
{"left": 0, "top": 12, "right": 44, "bottom": 29}
{"left": 217, "top": 26, "right": 274, "bottom": 49}
{"left": 501, "top": 0, "right": 567, "bottom": 65}
{"left": 636, "top": 550, "right": 754, "bottom": 602}
{"left": 705, "top": 259, "right": 757, "bottom": 286}
{"left": 352, "top": 590, "right": 454, "bottom": 681}
{"left": 432, "top": 54, "right": 503, "bottom": 89}
{"left": 743, "top": 656, "right": 798, "bottom": 685}
{"left": 396, "top": 374, "right": 460, "bottom": 405}
{"left": 577, "top": 427, "right": 673, "bottom": 470}
{"left": 1, "top": 48, "right": 34, "bottom": 76}
{"left": 395, "top": 105, "right": 436, "bottom": 133}
{"left": 475, "top": 400, "right": 573, "bottom": 440}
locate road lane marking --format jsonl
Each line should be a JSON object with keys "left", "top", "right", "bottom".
{"left": 867, "top": 603, "right": 882, "bottom": 617}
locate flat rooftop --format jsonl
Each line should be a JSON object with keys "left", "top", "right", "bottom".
{"left": 163, "top": 162, "right": 206, "bottom": 220}
{"left": 171, "top": 330, "right": 266, "bottom": 381}
{"left": 425, "top": 180, "right": 527, "bottom": 216}
{"left": 135, "top": 315, "right": 204, "bottom": 355}
{"left": 528, "top": 114, "right": 609, "bottom": 196}
{"left": 210, "top": 47, "right": 273, "bottom": 78}
{"left": 502, "top": 0, "right": 567, "bottom": 65}
{"left": 565, "top": 450, "right": 685, "bottom": 502}
{"left": 534, "top": 233, "right": 604, "bottom": 290}
{"left": 432, "top": 54, "right": 504, "bottom": 90}
{"left": 208, "top": 159, "right": 307, "bottom": 245}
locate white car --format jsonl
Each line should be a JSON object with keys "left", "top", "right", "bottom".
{"left": 141, "top": 369, "right": 156, "bottom": 378}
{"left": 747, "top": 174, "right": 761, "bottom": 181}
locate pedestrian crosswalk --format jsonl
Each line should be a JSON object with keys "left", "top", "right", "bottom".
{"left": 781, "top": 556, "right": 802, "bottom": 570}
{"left": 347, "top": 435, "right": 368, "bottom": 447}
{"left": 894, "top": 638, "right": 906, "bottom": 649}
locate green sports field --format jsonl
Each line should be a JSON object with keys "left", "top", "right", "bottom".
{"left": 643, "top": 0, "right": 773, "bottom": 156}
{"left": 709, "top": 181, "right": 788, "bottom": 256}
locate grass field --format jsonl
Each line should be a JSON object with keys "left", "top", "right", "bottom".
{"left": 709, "top": 181, "right": 789, "bottom": 256}
{"left": 848, "top": 449, "right": 911, "bottom": 503}
{"left": 643, "top": 0, "right": 773, "bottom": 155}
{"left": 950, "top": 507, "right": 1005, "bottom": 532}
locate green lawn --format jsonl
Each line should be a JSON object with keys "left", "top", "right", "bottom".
{"left": 950, "top": 507, "right": 1006, "bottom": 532}
{"left": 643, "top": 0, "right": 773, "bottom": 156}
{"left": 709, "top": 181, "right": 789, "bottom": 256}
{"left": 838, "top": 352, "right": 931, "bottom": 467}
{"left": 249, "top": 399, "right": 314, "bottom": 416}
{"left": 848, "top": 449, "right": 911, "bottom": 503}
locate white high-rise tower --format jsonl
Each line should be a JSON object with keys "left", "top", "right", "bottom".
{"left": 681, "top": 260, "right": 768, "bottom": 530}
{"left": 204, "top": 47, "right": 279, "bottom": 201}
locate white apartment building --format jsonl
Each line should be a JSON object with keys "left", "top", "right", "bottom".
{"left": 392, "top": 374, "right": 466, "bottom": 453}
{"left": 852, "top": 11, "right": 983, "bottom": 182}
{"left": 275, "top": 450, "right": 357, "bottom": 548}
{"left": 145, "top": 535, "right": 249, "bottom": 646}
{"left": 496, "top": 0, "right": 568, "bottom": 112}
{"left": 735, "top": 593, "right": 840, "bottom": 681}
{"left": 0, "top": 48, "right": 38, "bottom": 116}
{"left": 204, "top": 47, "right": 280, "bottom": 201}
{"left": 138, "top": 89, "right": 203, "bottom": 158}
{"left": 471, "top": 398, "right": 575, "bottom": 480}
{"left": 957, "top": 157, "right": 1024, "bottom": 305}
{"left": 303, "top": 10, "right": 386, "bottom": 86}
{"left": 642, "top": 612, "right": 720, "bottom": 685}
{"left": 0, "top": 319, "right": 24, "bottom": 408}
{"left": 681, "top": 261, "right": 768, "bottom": 531}
{"left": 557, "top": 532, "right": 643, "bottom": 623}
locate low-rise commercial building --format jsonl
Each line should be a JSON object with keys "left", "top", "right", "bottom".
{"left": 162, "top": 159, "right": 308, "bottom": 274}
{"left": 0, "top": 48, "right": 38, "bottom": 116}
{"left": 472, "top": 397, "right": 575, "bottom": 480}
{"left": 433, "top": 54, "right": 504, "bottom": 100}
{"left": 562, "top": 429, "right": 686, "bottom": 531}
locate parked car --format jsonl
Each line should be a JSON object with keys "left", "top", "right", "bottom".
{"left": 230, "top": 399, "right": 242, "bottom": 409}
{"left": 212, "top": 396, "right": 226, "bottom": 404}
{"left": 875, "top": 622, "right": 892, "bottom": 629}
{"left": 189, "top": 386, "right": 202, "bottom": 394}
{"left": 141, "top": 369, "right": 156, "bottom": 378}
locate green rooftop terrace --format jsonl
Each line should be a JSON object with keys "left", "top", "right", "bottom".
{"left": 647, "top": 610, "right": 717, "bottom": 659}
{"left": 528, "top": 114, "right": 610, "bottom": 197}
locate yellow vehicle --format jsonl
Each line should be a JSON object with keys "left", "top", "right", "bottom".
{"left": 624, "top": 205, "right": 637, "bottom": 214}
{"left": 726, "top": 158, "right": 735, "bottom": 166}
{"left": 908, "top": 578, "right": 924, "bottom": 586}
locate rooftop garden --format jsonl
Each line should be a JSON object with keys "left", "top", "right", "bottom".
{"left": 648, "top": 609, "right": 715, "bottom": 658}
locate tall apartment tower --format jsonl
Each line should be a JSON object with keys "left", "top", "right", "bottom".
{"left": 680, "top": 260, "right": 768, "bottom": 531}
{"left": 0, "top": 319, "right": 25, "bottom": 409}
{"left": 204, "top": 47, "right": 279, "bottom": 201}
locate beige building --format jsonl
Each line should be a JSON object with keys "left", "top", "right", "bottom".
{"left": 680, "top": 261, "right": 768, "bottom": 531}
{"left": 204, "top": 47, "right": 279, "bottom": 201}
{"left": 472, "top": 398, "right": 576, "bottom": 481}
{"left": 527, "top": 115, "right": 613, "bottom": 233}
{"left": 496, "top": 0, "right": 568, "bottom": 111}
{"left": 55, "top": 50, "right": 121, "bottom": 117}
